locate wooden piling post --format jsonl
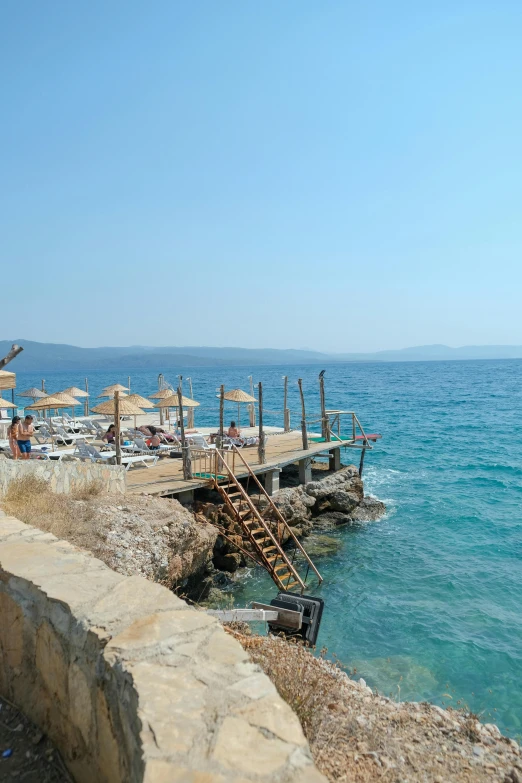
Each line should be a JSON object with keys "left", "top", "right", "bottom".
{"left": 178, "top": 385, "right": 192, "bottom": 479}
{"left": 359, "top": 447, "right": 366, "bottom": 477}
{"left": 218, "top": 384, "right": 225, "bottom": 449}
{"left": 297, "top": 378, "right": 308, "bottom": 450}
{"left": 158, "top": 374, "right": 164, "bottom": 425}
{"left": 258, "top": 381, "right": 266, "bottom": 464}
{"left": 283, "top": 375, "right": 290, "bottom": 431}
{"left": 319, "top": 372, "right": 330, "bottom": 441}
{"left": 114, "top": 391, "right": 122, "bottom": 466}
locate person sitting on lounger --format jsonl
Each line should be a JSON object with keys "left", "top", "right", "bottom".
{"left": 227, "top": 421, "right": 240, "bottom": 438}
{"left": 146, "top": 426, "right": 162, "bottom": 450}
{"left": 102, "top": 424, "right": 118, "bottom": 445}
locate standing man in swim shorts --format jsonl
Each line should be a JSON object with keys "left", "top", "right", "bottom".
{"left": 17, "top": 415, "right": 35, "bottom": 460}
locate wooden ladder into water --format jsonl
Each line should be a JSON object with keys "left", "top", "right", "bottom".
{"left": 212, "top": 446, "right": 323, "bottom": 594}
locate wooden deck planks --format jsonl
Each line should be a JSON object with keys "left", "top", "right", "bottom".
{"left": 126, "top": 431, "right": 362, "bottom": 496}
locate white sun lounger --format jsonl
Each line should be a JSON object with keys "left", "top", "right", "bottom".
{"left": 75, "top": 441, "right": 158, "bottom": 470}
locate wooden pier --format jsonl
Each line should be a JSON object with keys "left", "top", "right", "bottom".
{"left": 126, "top": 429, "right": 370, "bottom": 499}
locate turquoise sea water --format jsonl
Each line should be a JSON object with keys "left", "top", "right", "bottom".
{"left": 11, "top": 360, "right": 522, "bottom": 736}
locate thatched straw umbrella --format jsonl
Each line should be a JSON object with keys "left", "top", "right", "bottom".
{"left": 19, "top": 387, "right": 47, "bottom": 404}
{"left": 91, "top": 397, "right": 146, "bottom": 444}
{"left": 62, "top": 386, "right": 89, "bottom": 399}
{"left": 126, "top": 394, "right": 154, "bottom": 409}
{"left": 222, "top": 388, "right": 256, "bottom": 429}
{"left": 62, "top": 386, "right": 90, "bottom": 416}
{"left": 97, "top": 390, "right": 128, "bottom": 399}
{"left": 26, "top": 395, "right": 73, "bottom": 449}
{"left": 149, "top": 388, "right": 174, "bottom": 400}
{"left": 0, "top": 397, "right": 17, "bottom": 422}
{"left": 26, "top": 395, "right": 65, "bottom": 412}
{"left": 0, "top": 371, "right": 16, "bottom": 394}
{"left": 91, "top": 398, "right": 144, "bottom": 417}
{"left": 101, "top": 383, "right": 129, "bottom": 395}
{"left": 125, "top": 395, "right": 155, "bottom": 432}
{"left": 47, "top": 392, "right": 82, "bottom": 425}
{"left": 154, "top": 394, "right": 199, "bottom": 429}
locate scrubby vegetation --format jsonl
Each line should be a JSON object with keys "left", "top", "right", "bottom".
{"left": 226, "top": 627, "right": 522, "bottom": 783}
{"left": 2, "top": 476, "right": 105, "bottom": 556}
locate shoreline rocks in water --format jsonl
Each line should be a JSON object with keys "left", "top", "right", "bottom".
{"left": 195, "top": 463, "right": 386, "bottom": 581}
{"left": 268, "top": 463, "right": 386, "bottom": 536}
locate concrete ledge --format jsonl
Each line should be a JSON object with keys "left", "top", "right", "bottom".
{"left": 0, "top": 514, "right": 325, "bottom": 783}
{"left": 0, "top": 459, "right": 126, "bottom": 497}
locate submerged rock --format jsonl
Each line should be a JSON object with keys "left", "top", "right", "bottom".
{"left": 350, "top": 496, "right": 386, "bottom": 522}
{"left": 303, "top": 534, "right": 343, "bottom": 557}
{"left": 311, "top": 511, "right": 354, "bottom": 529}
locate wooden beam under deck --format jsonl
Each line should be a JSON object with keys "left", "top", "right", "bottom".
{"left": 125, "top": 430, "right": 368, "bottom": 497}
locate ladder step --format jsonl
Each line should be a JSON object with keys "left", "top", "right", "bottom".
{"left": 226, "top": 491, "right": 243, "bottom": 498}
{"left": 266, "top": 554, "right": 282, "bottom": 563}
{"left": 250, "top": 528, "right": 267, "bottom": 535}
{"left": 273, "top": 563, "right": 292, "bottom": 573}
{"left": 284, "top": 580, "right": 301, "bottom": 589}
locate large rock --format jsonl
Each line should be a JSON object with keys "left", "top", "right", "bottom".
{"left": 92, "top": 494, "right": 218, "bottom": 586}
{"left": 214, "top": 552, "right": 242, "bottom": 572}
{"left": 272, "top": 485, "right": 315, "bottom": 525}
{"left": 321, "top": 489, "right": 361, "bottom": 514}
{"left": 350, "top": 496, "right": 387, "bottom": 522}
{"left": 305, "top": 465, "right": 363, "bottom": 501}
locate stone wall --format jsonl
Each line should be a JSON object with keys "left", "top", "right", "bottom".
{"left": 0, "top": 459, "right": 126, "bottom": 497}
{"left": 0, "top": 513, "right": 325, "bottom": 783}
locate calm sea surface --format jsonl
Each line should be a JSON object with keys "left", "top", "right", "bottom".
{"left": 12, "top": 360, "right": 522, "bottom": 736}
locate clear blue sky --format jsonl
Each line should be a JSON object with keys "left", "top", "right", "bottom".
{"left": 2, "top": 1, "right": 521, "bottom": 352}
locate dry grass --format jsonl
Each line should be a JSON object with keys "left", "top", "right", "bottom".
{"left": 1, "top": 477, "right": 106, "bottom": 558}
{"left": 227, "top": 629, "right": 519, "bottom": 783}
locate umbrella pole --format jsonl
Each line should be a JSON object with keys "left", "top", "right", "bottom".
{"left": 258, "top": 382, "right": 265, "bottom": 464}
{"left": 114, "top": 392, "right": 121, "bottom": 466}
{"left": 84, "top": 378, "right": 89, "bottom": 416}
{"left": 178, "top": 386, "right": 192, "bottom": 480}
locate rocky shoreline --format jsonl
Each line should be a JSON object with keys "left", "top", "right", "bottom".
{"left": 3, "top": 462, "right": 383, "bottom": 603}
{"left": 194, "top": 463, "right": 386, "bottom": 586}
{"left": 228, "top": 629, "right": 522, "bottom": 783}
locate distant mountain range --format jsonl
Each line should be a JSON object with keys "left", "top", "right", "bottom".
{"left": 2, "top": 340, "right": 522, "bottom": 373}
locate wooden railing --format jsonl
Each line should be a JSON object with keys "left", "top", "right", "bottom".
{"left": 189, "top": 447, "right": 236, "bottom": 480}
{"left": 304, "top": 411, "right": 372, "bottom": 448}
{"left": 229, "top": 445, "right": 323, "bottom": 584}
